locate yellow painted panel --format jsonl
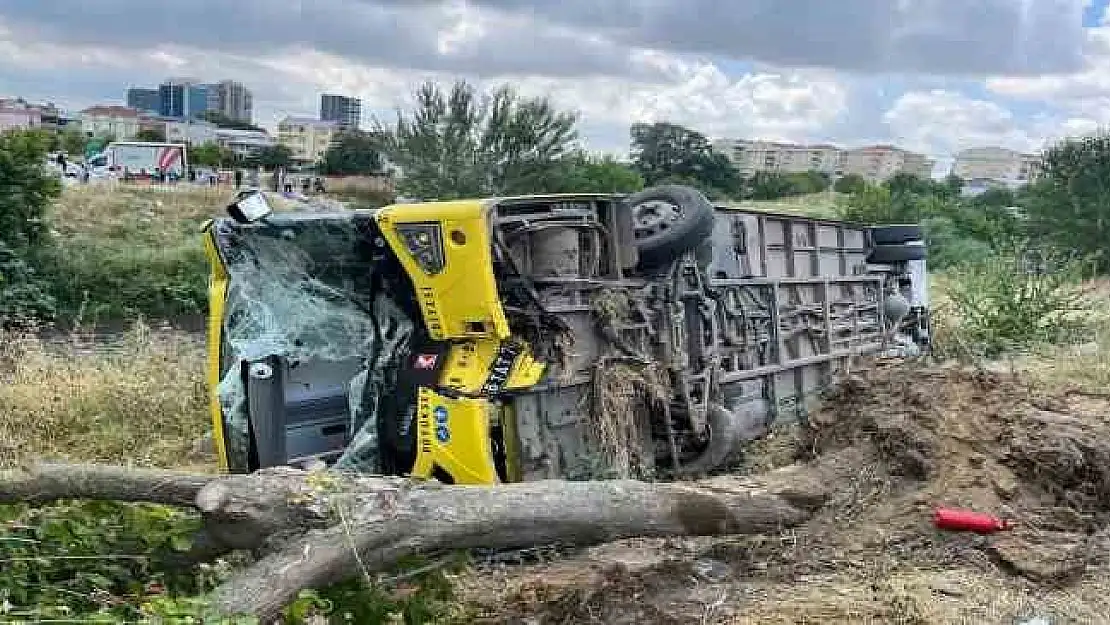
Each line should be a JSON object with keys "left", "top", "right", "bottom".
{"left": 410, "top": 387, "right": 499, "bottom": 485}
{"left": 201, "top": 224, "right": 231, "bottom": 473}
{"left": 376, "top": 200, "right": 510, "bottom": 341}
{"left": 439, "top": 339, "right": 547, "bottom": 395}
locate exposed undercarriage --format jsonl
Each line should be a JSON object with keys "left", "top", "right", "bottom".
{"left": 208, "top": 186, "right": 928, "bottom": 482}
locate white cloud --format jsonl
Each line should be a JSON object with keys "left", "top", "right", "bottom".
{"left": 987, "top": 26, "right": 1110, "bottom": 128}
{"left": 882, "top": 89, "right": 1089, "bottom": 160}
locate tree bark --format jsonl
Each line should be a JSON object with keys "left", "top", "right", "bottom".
{"left": 1, "top": 455, "right": 852, "bottom": 623}
{"left": 0, "top": 463, "right": 215, "bottom": 507}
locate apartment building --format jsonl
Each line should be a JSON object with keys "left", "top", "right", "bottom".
{"left": 842, "top": 145, "right": 935, "bottom": 181}
{"left": 716, "top": 138, "right": 935, "bottom": 181}
{"left": 0, "top": 99, "right": 43, "bottom": 131}
{"left": 210, "top": 80, "right": 253, "bottom": 123}
{"left": 320, "top": 94, "right": 361, "bottom": 129}
{"left": 717, "top": 139, "right": 842, "bottom": 176}
{"left": 79, "top": 105, "right": 143, "bottom": 139}
{"left": 951, "top": 147, "right": 1040, "bottom": 183}
{"left": 277, "top": 117, "right": 340, "bottom": 163}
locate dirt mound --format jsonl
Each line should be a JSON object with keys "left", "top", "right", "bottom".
{"left": 457, "top": 361, "right": 1110, "bottom": 623}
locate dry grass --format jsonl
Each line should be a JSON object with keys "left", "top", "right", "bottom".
{"left": 728, "top": 568, "right": 1110, "bottom": 624}
{"left": 51, "top": 184, "right": 228, "bottom": 241}
{"left": 0, "top": 322, "right": 210, "bottom": 470}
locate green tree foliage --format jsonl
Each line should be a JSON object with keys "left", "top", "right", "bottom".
{"left": 376, "top": 80, "right": 579, "bottom": 199}
{"left": 135, "top": 127, "right": 167, "bottom": 142}
{"left": 0, "top": 130, "right": 61, "bottom": 326}
{"left": 1024, "top": 133, "right": 1110, "bottom": 271}
{"left": 833, "top": 173, "right": 867, "bottom": 194}
{"left": 834, "top": 172, "right": 1028, "bottom": 270}
{"left": 252, "top": 144, "right": 294, "bottom": 169}
{"left": 189, "top": 141, "right": 234, "bottom": 167}
{"left": 319, "top": 129, "right": 384, "bottom": 175}
{"left": 0, "top": 130, "right": 62, "bottom": 249}
{"left": 743, "top": 170, "right": 830, "bottom": 200}
{"left": 630, "top": 122, "right": 740, "bottom": 195}
{"left": 60, "top": 127, "right": 89, "bottom": 156}
{"left": 558, "top": 153, "right": 645, "bottom": 193}
{"left": 0, "top": 240, "right": 56, "bottom": 327}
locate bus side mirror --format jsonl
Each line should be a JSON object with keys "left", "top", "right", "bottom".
{"left": 228, "top": 190, "right": 273, "bottom": 224}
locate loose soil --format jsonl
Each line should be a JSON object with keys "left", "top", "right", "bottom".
{"left": 455, "top": 360, "right": 1110, "bottom": 624}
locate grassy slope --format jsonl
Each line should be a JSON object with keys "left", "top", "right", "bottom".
{"left": 722, "top": 191, "right": 844, "bottom": 220}
{"left": 43, "top": 186, "right": 226, "bottom": 322}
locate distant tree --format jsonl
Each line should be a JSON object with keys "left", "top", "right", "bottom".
{"left": 833, "top": 173, "right": 868, "bottom": 195}
{"left": 784, "top": 170, "right": 831, "bottom": 195}
{"left": 189, "top": 142, "right": 232, "bottom": 167}
{"left": 135, "top": 127, "right": 166, "bottom": 142}
{"left": 629, "top": 122, "right": 740, "bottom": 194}
{"left": 547, "top": 152, "right": 645, "bottom": 193}
{"left": 199, "top": 111, "right": 264, "bottom": 132}
{"left": 251, "top": 145, "right": 294, "bottom": 170}
{"left": 319, "top": 130, "right": 383, "bottom": 175}
{"left": 885, "top": 172, "right": 933, "bottom": 197}
{"left": 1024, "top": 134, "right": 1110, "bottom": 271}
{"left": 375, "top": 80, "right": 579, "bottom": 198}
{"left": 747, "top": 172, "right": 797, "bottom": 200}
{"left": 59, "top": 127, "right": 88, "bottom": 157}
{"left": 942, "top": 173, "right": 965, "bottom": 197}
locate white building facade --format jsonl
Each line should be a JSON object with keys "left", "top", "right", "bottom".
{"left": 715, "top": 138, "right": 935, "bottom": 181}
{"left": 952, "top": 147, "right": 1040, "bottom": 183}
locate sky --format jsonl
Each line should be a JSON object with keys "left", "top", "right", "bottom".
{"left": 3, "top": 0, "right": 1110, "bottom": 173}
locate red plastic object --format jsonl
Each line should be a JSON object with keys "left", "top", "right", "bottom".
{"left": 933, "top": 507, "right": 1013, "bottom": 534}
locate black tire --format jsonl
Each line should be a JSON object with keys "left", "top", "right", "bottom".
{"left": 870, "top": 224, "right": 923, "bottom": 245}
{"left": 868, "top": 242, "right": 926, "bottom": 263}
{"left": 624, "top": 185, "right": 715, "bottom": 267}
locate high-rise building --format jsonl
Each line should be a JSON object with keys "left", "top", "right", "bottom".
{"left": 320, "top": 94, "right": 361, "bottom": 129}
{"left": 158, "top": 78, "right": 211, "bottom": 119}
{"left": 126, "top": 88, "right": 160, "bottom": 114}
{"left": 210, "top": 80, "right": 254, "bottom": 123}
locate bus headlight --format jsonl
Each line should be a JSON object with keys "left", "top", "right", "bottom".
{"left": 396, "top": 222, "right": 445, "bottom": 275}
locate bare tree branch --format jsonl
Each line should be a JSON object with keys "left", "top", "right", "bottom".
{"left": 0, "top": 463, "right": 215, "bottom": 507}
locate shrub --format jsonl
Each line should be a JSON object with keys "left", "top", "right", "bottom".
{"left": 0, "top": 241, "right": 56, "bottom": 328}
{"left": 0, "top": 129, "right": 61, "bottom": 249}
{"left": 932, "top": 245, "right": 1101, "bottom": 359}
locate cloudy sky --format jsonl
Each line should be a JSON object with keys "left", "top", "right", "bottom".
{"left": 3, "top": 0, "right": 1109, "bottom": 171}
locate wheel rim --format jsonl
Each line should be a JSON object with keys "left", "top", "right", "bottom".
{"left": 631, "top": 200, "right": 683, "bottom": 240}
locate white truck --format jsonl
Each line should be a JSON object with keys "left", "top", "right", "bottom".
{"left": 86, "top": 141, "right": 188, "bottom": 181}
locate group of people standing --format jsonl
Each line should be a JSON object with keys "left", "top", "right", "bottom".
{"left": 227, "top": 167, "right": 326, "bottom": 195}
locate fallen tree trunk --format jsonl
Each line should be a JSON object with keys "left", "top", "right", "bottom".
{"left": 2, "top": 455, "right": 853, "bottom": 622}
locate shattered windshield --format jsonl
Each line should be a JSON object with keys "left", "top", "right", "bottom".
{"left": 210, "top": 213, "right": 414, "bottom": 472}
